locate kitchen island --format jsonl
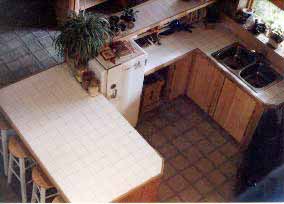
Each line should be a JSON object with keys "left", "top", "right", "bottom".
{"left": 0, "top": 64, "right": 163, "bottom": 202}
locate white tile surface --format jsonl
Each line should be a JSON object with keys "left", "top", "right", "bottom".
{"left": 0, "top": 65, "right": 163, "bottom": 202}
{"left": 144, "top": 24, "right": 238, "bottom": 75}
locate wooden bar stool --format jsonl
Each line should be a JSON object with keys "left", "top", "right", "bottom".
{"left": 52, "top": 196, "right": 65, "bottom": 203}
{"left": 0, "top": 120, "right": 16, "bottom": 176}
{"left": 31, "top": 166, "right": 58, "bottom": 203}
{"left": 7, "top": 136, "right": 34, "bottom": 203}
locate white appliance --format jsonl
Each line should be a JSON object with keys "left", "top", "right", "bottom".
{"left": 89, "top": 40, "right": 147, "bottom": 127}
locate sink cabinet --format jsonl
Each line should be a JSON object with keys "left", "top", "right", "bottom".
{"left": 186, "top": 50, "right": 225, "bottom": 115}
{"left": 213, "top": 79, "right": 257, "bottom": 142}
{"left": 183, "top": 49, "right": 264, "bottom": 144}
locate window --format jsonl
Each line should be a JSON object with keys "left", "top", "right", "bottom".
{"left": 252, "top": 0, "right": 284, "bottom": 30}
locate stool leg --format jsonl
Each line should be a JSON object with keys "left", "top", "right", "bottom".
{"left": 1, "top": 130, "right": 8, "bottom": 176}
{"left": 19, "top": 158, "right": 27, "bottom": 203}
{"left": 40, "top": 187, "right": 46, "bottom": 203}
{"left": 7, "top": 153, "right": 13, "bottom": 184}
{"left": 31, "top": 182, "right": 37, "bottom": 203}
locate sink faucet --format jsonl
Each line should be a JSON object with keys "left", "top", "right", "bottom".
{"left": 251, "top": 50, "right": 269, "bottom": 64}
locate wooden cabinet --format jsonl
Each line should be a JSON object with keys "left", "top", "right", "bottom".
{"left": 186, "top": 50, "right": 225, "bottom": 116}
{"left": 213, "top": 79, "right": 257, "bottom": 143}
{"left": 115, "top": 176, "right": 161, "bottom": 203}
{"left": 168, "top": 54, "right": 193, "bottom": 100}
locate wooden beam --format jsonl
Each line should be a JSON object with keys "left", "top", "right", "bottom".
{"left": 270, "top": 0, "right": 284, "bottom": 10}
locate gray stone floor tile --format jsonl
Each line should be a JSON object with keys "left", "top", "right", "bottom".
{"left": 6, "top": 37, "right": 22, "bottom": 50}
{"left": 40, "top": 57, "right": 58, "bottom": 69}
{"left": 0, "top": 47, "right": 28, "bottom": 64}
{"left": 32, "top": 30, "right": 49, "bottom": 38}
{"left": 38, "top": 36, "right": 53, "bottom": 48}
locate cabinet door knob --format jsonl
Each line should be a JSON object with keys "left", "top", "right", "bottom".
{"left": 110, "top": 84, "right": 117, "bottom": 99}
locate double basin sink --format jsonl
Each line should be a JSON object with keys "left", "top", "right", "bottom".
{"left": 212, "top": 43, "right": 283, "bottom": 92}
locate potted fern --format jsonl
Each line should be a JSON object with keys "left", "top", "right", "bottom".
{"left": 268, "top": 27, "right": 284, "bottom": 49}
{"left": 54, "top": 11, "right": 112, "bottom": 81}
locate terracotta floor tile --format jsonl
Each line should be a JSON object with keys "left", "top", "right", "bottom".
{"left": 219, "top": 143, "right": 239, "bottom": 158}
{"left": 152, "top": 115, "right": 169, "bottom": 129}
{"left": 161, "top": 125, "right": 181, "bottom": 141}
{"left": 136, "top": 120, "right": 156, "bottom": 138}
{"left": 194, "top": 177, "right": 214, "bottom": 195}
{"left": 196, "top": 120, "right": 216, "bottom": 135}
{"left": 219, "top": 161, "right": 237, "bottom": 178}
{"left": 172, "top": 136, "right": 192, "bottom": 151}
{"left": 203, "top": 191, "right": 226, "bottom": 202}
{"left": 218, "top": 181, "right": 236, "bottom": 201}
{"left": 183, "top": 146, "right": 204, "bottom": 164}
{"left": 208, "top": 150, "right": 227, "bottom": 166}
{"left": 195, "top": 158, "right": 214, "bottom": 174}
{"left": 169, "top": 155, "right": 190, "bottom": 171}
{"left": 158, "top": 182, "right": 175, "bottom": 201}
{"left": 207, "top": 169, "right": 226, "bottom": 186}
{"left": 207, "top": 132, "right": 227, "bottom": 147}
{"left": 162, "top": 162, "right": 177, "bottom": 181}
{"left": 137, "top": 97, "right": 239, "bottom": 203}
{"left": 181, "top": 166, "right": 202, "bottom": 183}
{"left": 161, "top": 108, "right": 181, "bottom": 123}
{"left": 184, "top": 129, "right": 205, "bottom": 144}
{"left": 178, "top": 185, "right": 202, "bottom": 202}
{"left": 158, "top": 143, "right": 179, "bottom": 160}
{"left": 167, "top": 174, "right": 189, "bottom": 193}
{"left": 173, "top": 118, "right": 192, "bottom": 133}
{"left": 197, "top": 139, "right": 216, "bottom": 154}
{"left": 164, "top": 195, "right": 182, "bottom": 203}
{"left": 184, "top": 112, "right": 204, "bottom": 127}
{"left": 149, "top": 132, "right": 168, "bottom": 148}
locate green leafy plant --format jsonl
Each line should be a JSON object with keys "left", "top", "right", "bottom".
{"left": 270, "top": 26, "right": 284, "bottom": 43}
{"left": 54, "top": 12, "right": 113, "bottom": 66}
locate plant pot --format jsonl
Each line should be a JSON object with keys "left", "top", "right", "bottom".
{"left": 268, "top": 31, "right": 284, "bottom": 49}
{"left": 65, "top": 55, "right": 88, "bottom": 82}
{"left": 268, "top": 37, "right": 283, "bottom": 49}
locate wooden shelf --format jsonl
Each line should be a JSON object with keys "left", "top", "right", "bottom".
{"left": 114, "top": 0, "right": 216, "bottom": 41}
{"left": 79, "top": 0, "right": 107, "bottom": 10}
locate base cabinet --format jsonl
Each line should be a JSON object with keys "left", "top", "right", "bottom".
{"left": 168, "top": 54, "right": 193, "bottom": 100}
{"left": 213, "top": 79, "right": 257, "bottom": 143}
{"left": 186, "top": 50, "right": 225, "bottom": 115}
{"left": 115, "top": 176, "right": 161, "bottom": 203}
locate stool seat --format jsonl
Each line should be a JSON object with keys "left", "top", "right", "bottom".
{"left": 0, "top": 120, "right": 9, "bottom": 130}
{"left": 32, "top": 167, "right": 53, "bottom": 189}
{"left": 52, "top": 196, "right": 65, "bottom": 203}
{"left": 8, "top": 137, "right": 31, "bottom": 159}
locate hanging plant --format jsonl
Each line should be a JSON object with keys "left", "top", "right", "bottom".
{"left": 54, "top": 11, "right": 113, "bottom": 67}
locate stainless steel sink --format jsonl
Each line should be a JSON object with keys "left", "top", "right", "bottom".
{"left": 240, "top": 63, "right": 283, "bottom": 90}
{"left": 212, "top": 43, "right": 283, "bottom": 92}
{"left": 212, "top": 42, "right": 256, "bottom": 70}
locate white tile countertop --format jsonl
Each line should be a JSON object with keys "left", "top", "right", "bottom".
{"left": 144, "top": 24, "right": 238, "bottom": 75}
{"left": 143, "top": 24, "right": 284, "bottom": 107}
{"left": 115, "top": 0, "right": 216, "bottom": 40}
{"left": 0, "top": 65, "right": 163, "bottom": 202}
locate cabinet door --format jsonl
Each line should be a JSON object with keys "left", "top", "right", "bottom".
{"left": 107, "top": 60, "right": 145, "bottom": 127}
{"left": 214, "top": 79, "right": 256, "bottom": 142}
{"left": 168, "top": 54, "right": 192, "bottom": 100}
{"left": 186, "top": 51, "right": 225, "bottom": 115}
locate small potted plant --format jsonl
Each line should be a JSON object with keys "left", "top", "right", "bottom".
{"left": 268, "top": 26, "right": 284, "bottom": 49}
{"left": 54, "top": 11, "right": 113, "bottom": 80}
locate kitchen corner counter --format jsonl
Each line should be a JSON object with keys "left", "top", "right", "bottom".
{"left": 115, "top": 0, "right": 216, "bottom": 40}
{"left": 0, "top": 64, "right": 163, "bottom": 202}
{"left": 143, "top": 24, "right": 284, "bottom": 107}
